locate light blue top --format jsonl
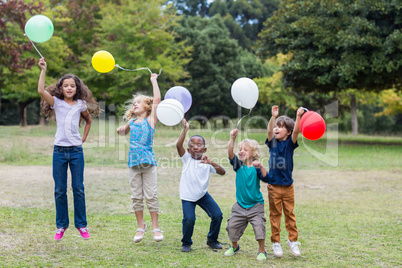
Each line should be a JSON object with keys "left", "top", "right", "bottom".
{"left": 128, "top": 118, "right": 157, "bottom": 167}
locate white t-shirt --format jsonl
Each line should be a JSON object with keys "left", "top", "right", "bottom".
{"left": 52, "top": 96, "right": 87, "bottom": 146}
{"left": 179, "top": 151, "right": 217, "bottom": 202}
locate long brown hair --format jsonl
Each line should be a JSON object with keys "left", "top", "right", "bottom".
{"left": 40, "top": 74, "right": 101, "bottom": 123}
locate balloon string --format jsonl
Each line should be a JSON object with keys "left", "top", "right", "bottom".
{"left": 115, "top": 64, "right": 162, "bottom": 76}
{"left": 236, "top": 109, "right": 253, "bottom": 129}
{"left": 24, "top": 34, "right": 44, "bottom": 58}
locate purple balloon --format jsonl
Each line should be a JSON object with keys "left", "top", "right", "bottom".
{"left": 164, "top": 86, "right": 192, "bottom": 113}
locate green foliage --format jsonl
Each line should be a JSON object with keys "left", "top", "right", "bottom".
{"left": 210, "top": 0, "right": 279, "bottom": 47}
{"left": 0, "top": 1, "right": 72, "bottom": 125}
{"left": 81, "top": 0, "right": 189, "bottom": 107}
{"left": 257, "top": 0, "right": 402, "bottom": 92}
{"left": 255, "top": 53, "right": 297, "bottom": 114}
{"left": 50, "top": 0, "right": 101, "bottom": 59}
{"left": 173, "top": 0, "right": 210, "bottom": 16}
{"left": 174, "top": 15, "right": 267, "bottom": 119}
{"left": 1, "top": 35, "right": 71, "bottom": 103}
{"left": 377, "top": 89, "right": 402, "bottom": 116}
{"left": 0, "top": 0, "right": 43, "bottom": 75}
{"left": 173, "top": 0, "right": 280, "bottom": 50}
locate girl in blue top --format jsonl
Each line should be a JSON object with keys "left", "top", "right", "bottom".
{"left": 116, "top": 73, "right": 163, "bottom": 243}
{"left": 38, "top": 58, "right": 100, "bottom": 241}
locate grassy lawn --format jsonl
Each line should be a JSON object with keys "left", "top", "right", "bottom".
{"left": 0, "top": 121, "right": 401, "bottom": 267}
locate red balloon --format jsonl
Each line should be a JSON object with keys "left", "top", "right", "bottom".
{"left": 300, "top": 111, "right": 326, "bottom": 140}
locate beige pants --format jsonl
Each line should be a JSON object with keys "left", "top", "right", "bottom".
{"left": 226, "top": 202, "right": 266, "bottom": 242}
{"left": 129, "top": 164, "right": 159, "bottom": 212}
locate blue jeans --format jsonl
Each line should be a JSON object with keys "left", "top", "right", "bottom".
{"left": 181, "top": 192, "right": 223, "bottom": 246}
{"left": 53, "top": 145, "right": 87, "bottom": 229}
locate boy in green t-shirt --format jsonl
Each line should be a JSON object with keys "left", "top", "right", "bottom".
{"left": 225, "top": 128, "right": 270, "bottom": 261}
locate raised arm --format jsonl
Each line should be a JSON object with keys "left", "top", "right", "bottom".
{"left": 37, "top": 58, "right": 54, "bottom": 106}
{"left": 228, "top": 129, "right": 238, "bottom": 160}
{"left": 149, "top": 73, "right": 161, "bottom": 128}
{"left": 176, "top": 119, "right": 189, "bottom": 157}
{"left": 292, "top": 107, "right": 304, "bottom": 144}
{"left": 81, "top": 110, "right": 92, "bottom": 143}
{"left": 267, "top": 105, "right": 278, "bottom": 142}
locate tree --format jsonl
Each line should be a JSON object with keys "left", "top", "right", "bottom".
{"left": 83, "top": 0, "right": 189, "bottom": 108}
{"left": 258, "top": 0, "right": 402, "bottom": 134}
{"left": 174, "top": 15, "right": 267, "bottom": 124}
{"left": 255, "top": 53, "right": 297, "bottom": 115}
{"left": 172, "top": 0, "right": 210, "bottom": 16}
{"left": 171, "top": 0, "right": 280, "bottom": 50}
{"left": 209, "top": 0, "right": 279, "bottom": 49}
{"left": 377, "top": 89, "right": 402, "bottom": 116}
{"left": 0, "top": 0, "right": 43, "bottom": 126}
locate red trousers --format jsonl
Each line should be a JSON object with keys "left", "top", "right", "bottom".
{"left": 267, "top": 184, "right": 298, "bottom": 243}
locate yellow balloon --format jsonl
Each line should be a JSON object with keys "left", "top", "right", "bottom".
{"left": 91, "top": 50, "right": 115, "bottom": 73}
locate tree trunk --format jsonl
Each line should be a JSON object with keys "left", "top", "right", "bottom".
{"left": 19, "top": 100, "right": 34, "bottom": 127}
{"left": 350, "top": 93, "right": 358, "bottom": 135}
{"left": 199, "top": 119, "right": 206, "bottom": 129}
{"left": 19, "top": 102, "right": 28, "bottom": 127}
{"left": 223, "top": 118, "right": 228, "bottom": 128}
{"left": 39, "top": 116, "right": 45, "bottom": 125}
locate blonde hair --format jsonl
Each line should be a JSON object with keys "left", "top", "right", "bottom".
{"left": 123, "top": 94, "right": 153, "bottom": 121}
{"left": 238, "top": 139, "right": 261, "bottom": 160}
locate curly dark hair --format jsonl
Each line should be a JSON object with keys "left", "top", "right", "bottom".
{"left": 40, "top": 74, "right": 101, "bottom": 124}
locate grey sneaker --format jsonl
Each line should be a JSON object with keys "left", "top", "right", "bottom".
{"left": 182, "top": 245, "right": 191, "bottom": 252}
{"left": 207, "top": 240, "right": 223, "bottom": 249}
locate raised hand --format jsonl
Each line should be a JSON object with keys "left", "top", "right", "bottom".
{"left": 182, "top": 118, "right": 189, "bottom": 129}
{"left": 272, "top": 105, "right": 279, "bottom": 118}
{"left": 297, "top": 107, "right": 305, "bottom": 117}
{"left": 150, "top": 73, "right": 158, "bottom": 84}
{"left": 38, "top": 58, "right": 47, "bottom": 71}
{"left": 230, "top": 129, "right": 238, "bottom": 139}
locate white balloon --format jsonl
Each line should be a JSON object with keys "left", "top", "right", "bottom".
{"left": 156, "top": 99, "right": 184, "bottom": 126}
{"left": 231, "top": 77, "right": 259, "bottom": 109}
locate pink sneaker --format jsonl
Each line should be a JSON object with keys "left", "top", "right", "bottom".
{"left": 78, "top": 227, "right": 90, "bottom": 239}
{"left": 54, "top": 228, "right": 66, "bottom": 241}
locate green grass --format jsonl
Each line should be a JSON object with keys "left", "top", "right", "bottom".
{"left": 1, "top": 121, "right": 401, "bottom": 171}
{"left": 0, "top": 121, "right": 401, "bottom": 267}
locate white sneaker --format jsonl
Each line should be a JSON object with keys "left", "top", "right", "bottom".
{"left": 287, "top": 240, "right": 301, "bottom": 257}
{"left": 272, "top": 242, "right": 283, "bottom": 258}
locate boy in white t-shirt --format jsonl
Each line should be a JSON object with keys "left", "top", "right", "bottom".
{"left": 176, "top": 119, "right": 226, "bottom": 252}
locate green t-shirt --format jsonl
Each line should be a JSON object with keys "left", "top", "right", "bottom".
{"left": 229, "top": 155, "right": 267, "bottom": 208}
